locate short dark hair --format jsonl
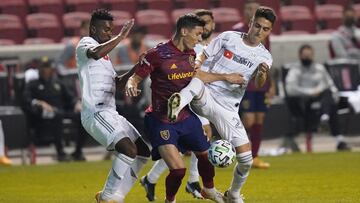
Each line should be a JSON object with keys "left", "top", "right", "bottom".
{"left": 254, "top": 6, "right": 277, "bottom": 25}
{"left": 299, "top": 44, "right": 313, "bottom": 55}
{"left": 90, "top": 9, "right": 113, "bottom": 26}
{"left": 175, "top": 13, "right": 205, "bottom": 35}
{"left": 194, "top": 9, "right": 214, "bottom": 19}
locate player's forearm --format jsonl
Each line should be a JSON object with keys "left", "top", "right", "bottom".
{"left": 255, "top": 71, "right": 267, "bottom": 88}
{"left": 195, "top": 70, "right": 227, "bottom": 83}
{"left": 87, "top": 35, "right": 125, "bottom": 60}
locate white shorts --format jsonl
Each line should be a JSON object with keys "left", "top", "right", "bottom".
{"left": 191, "top": 86, "right": 249, "bottom": 148}
{"left": 81, "top": 109, "right": 141, "bottom": 151}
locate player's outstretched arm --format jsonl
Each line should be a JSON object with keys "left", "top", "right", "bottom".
{"left": 255, "top": 62, "right": 269, "bottom": 88}
{"left": 87, "top": 19, "right": 134, "bottom": 60}
{"left": 125, "top": 73, "right": 143, "bottom": 97}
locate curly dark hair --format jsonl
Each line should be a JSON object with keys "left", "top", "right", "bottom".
{"left": 90, "top": 8, "right": 113, "bottom": 26}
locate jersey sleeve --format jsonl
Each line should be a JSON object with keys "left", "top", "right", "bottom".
{"left": 203, "top": 32, "right": 228, "bottom": 58}
{"left": 134, "top": 50, "right": 158, "bottom": 78}
{"left": 76, "top": 37, "right": 96, "bottom": 61}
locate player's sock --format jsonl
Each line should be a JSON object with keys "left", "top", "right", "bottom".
{"left": 196, "top": 153, "right": 214, "bottom": 188}
{"left": 165, "top": 168, "right": 186, "bottom": 201}
{"left": 117, "top": 155, "right": 149, "bottom": 197}
{"left": 178, "top": 77, "right": 205, "bottom": 110}
{"left": 0, "top": 120, "right": 5, "bottom": 157}
{"left": 101, "top": 153, "right": 134, "bottom": 201}
{"left": 188, "top": 152, "right": 200, "bottom": 183}
{"left": 147, "top": 159, "right": 168, "bottom": 184}
{"left": 229, "top": 151, "right": 253, "bottom": 198}
{"left": 250, "top": 124, "right": 262, "bottom": 158}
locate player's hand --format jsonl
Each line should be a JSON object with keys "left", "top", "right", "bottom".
{"left": 257, "top": 62, "right": 269, "bottom": 75}
{"left": 118, "top": 19, "right": 134, "bottom": 39}
{"left": 125, "top": 78, "right": 141, "bottom": 97}
{"left": 225, "top": 73, "right": 246, "bottom": 85}
{"left": 38, "top": 100, "right": 54, "bottom": 112}
{"left": 73, "top": 100, "right": 82, "bottom": 113}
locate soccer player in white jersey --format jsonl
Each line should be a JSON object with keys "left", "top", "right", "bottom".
{"left": 139, "top": 9, "right": 216, "bottom": 201}
{"left": 167, "top": 7, "right": 276, "bottom": 203}
{"left": 76, "top": 9, "right": 150, "bottom": 203}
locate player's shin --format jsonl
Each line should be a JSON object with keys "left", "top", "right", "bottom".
{"left": 147, "top": 159, "right": 168, "bottom": 183}
{"left": 229, "top": 151, "right": 253, "bottom": 198}
{"left": 196, "top": 152, "right": 214, "bottom": 189}
{"left": 101, "top": 153, "right": 134, "bottom": 201}
{"left": 188, "top": 152, "right": 200, "bottom": 183}
{"left": 165, "top": 168, "right": 186, "bottom": 201}
{"left": 117, "top": 155, "right": 149, "bottom": 197}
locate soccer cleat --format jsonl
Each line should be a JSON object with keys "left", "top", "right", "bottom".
{"left": 95, "top": 191, "right": 122, "bottom": 203}
{"left": 223, "top": 190, "right": 244, "bottom": 203}
{"left": 140, "top": 175, "right": 156, "bottom": 201}
{"left": 337, "top": 141, "right": 351, "bottom": 151}
{"left": 167, "top": 93, "right": 181, "bottom": 122}
{"left": 252, "top": 157, "right": 270, "bottom": 169}
{"left": 185, "top": 181, "right": 203, "bottom": 199}
{"left": 0, "top": 156, "right": 12, "bottom": 166}
{"left": 201, "top": 188, "right": 225, "bottom": 203}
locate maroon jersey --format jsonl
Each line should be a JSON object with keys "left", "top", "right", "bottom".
{"left": 234, "top": 24, "right": 271, "bottom": 92}
{"left": 135, "top": 40, "right": 196, "bottom": 123}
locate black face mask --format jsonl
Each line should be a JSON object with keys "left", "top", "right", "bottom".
{"left": 344, "top": 18, "right": 356, "bottom": 27}
{"left": 301, "top": 58, "right": 312, "bottom": 67}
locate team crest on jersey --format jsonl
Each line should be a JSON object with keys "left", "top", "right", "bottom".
{"left": 160, "top": 130, "right": 170, "bottom": 140}
{"left": 189, "top": 55, "right": 195, "bottom": 68}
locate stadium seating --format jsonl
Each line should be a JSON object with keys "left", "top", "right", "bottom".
{"left": 0, "top": 14, "right": 26, "bottom": 44}
{"left": 317, "top": 0, "right": 352, "bottom": 7}
{"left": 138, "top": 0, "right": 173, "bottom": 12}
{"left": 24, "top": 38, "right": 56, "bottom": 45}
{"left": 110, "top": 10, "right": 132, "bottom": 34}
{"left": 212, "top": 7, "right": 241, "bottom": 32}
{"left": 28, "top": 0, "right": 64, "bottom": 21}
{"left": 26, "top": 13, "right": 63, "bottom": 42}
{"left": 282, "top": 0, "right": 316, "bottom": 12}
{"left": 174, "top": 0, "right": 211, "bottom": 9}
{"left": 0, "top": 39, "right": 15, "bottom": 46}
{"left": 219, "top": 0, "right": 245, "bottom": 13}
{"left": 315, "top": 4, "right": 343, "bottom": 30}
{"left": 0, "top": 0, "right": 28, "bottom": 24}
{"left": 64, "top": 0, "right": 99, "bottom": 12}
{"left": 100, "top": 0, "right": 137, "bottom": 15}
{"left": 136, "top": 10, "right": 172, "bottom": 37}
{"left": 280, "top": 5, "right": 316, "bottom": 34}
{"left": 63, "top": 12, "right": 91, "bottom": 36}
{"left": 353, "top": 4, "right": 360, "bottom": 27}
{"left": 171, "top": 8, "right": 194, "bottom": 23}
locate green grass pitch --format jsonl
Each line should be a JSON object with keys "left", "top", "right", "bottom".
{"left": 0, "top": 152, "right": 359, "bottom": 203}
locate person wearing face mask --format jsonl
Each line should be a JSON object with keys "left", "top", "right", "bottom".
{"left": 330, "top": 6, "right": 360, "bottom": 59}
{"left": 284, "top": 44, "right": 351, "bottom": 151}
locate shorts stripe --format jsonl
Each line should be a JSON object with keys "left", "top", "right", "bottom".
{"left": 94, "top": 112, "right": 115, "bottom": 134}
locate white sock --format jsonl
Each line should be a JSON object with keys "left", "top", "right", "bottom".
{"left": 102, "top": 153, "right": 134, "bottom": 201}
{"left": 147, "top": 159, "right": 168, "bottom": 184}
{"left": 230, "top": 151, "right": 253, "bottom": 198}
{"left": 188, "top": 152, "right": 199, "bottom": 183}
{"left": 178, "top": 77, "right": 205, "bottom": 110}
{"left": 117, "top": 155, "right": 149, "bottom": 197}
{"left": 0, "top": 120, "right": 5, "bottom": 157}
{"left": 335, "top": 134, "right": 345, "bottom": 143}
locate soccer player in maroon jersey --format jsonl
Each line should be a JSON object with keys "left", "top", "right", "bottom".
{"left": 122, "top": 14, "right": 243, "bottom": 203}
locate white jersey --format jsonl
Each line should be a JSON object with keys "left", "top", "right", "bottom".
{"left": 203, "top": 31, "right": 273, "bottom": 111}
{"left": 76, "top": 37, "right": 117, "bottom": 119}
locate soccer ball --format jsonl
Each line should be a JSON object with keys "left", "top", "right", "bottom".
{"left": 208, "top": 139, "right": 236, "bottom": 168}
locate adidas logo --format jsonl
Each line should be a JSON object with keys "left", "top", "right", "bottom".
{"left": 170, "top": 64, "right": 177, "bottom": 69}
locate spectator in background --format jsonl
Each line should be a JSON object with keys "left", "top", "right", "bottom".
{"left": 0, "top": 120, "right": 12, "bottom": 166}
{"left": 116, "top": 26, "right": 149, "bottom": 65}
{"left": 235, "top": 0, "right": 275, "bottom": 169}
{"left": 285, "top": 44, "right": 351, "bottom": 151}
{"left": 23, "top": 57, "right": 83, "bottom": 161}
{"left": 56, "top": 20, "right": 90, "bottom": 75}
{"left": 330, "top": 6, "right": 360, "bottom": 59}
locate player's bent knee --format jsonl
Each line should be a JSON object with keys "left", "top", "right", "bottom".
{"left": 135, "top": 138, "right": 151, "bottom": 157}
{"left": 115, "top": 137, "right": 137, "bottom": 158}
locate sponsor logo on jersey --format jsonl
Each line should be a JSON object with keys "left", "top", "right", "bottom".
{"left": 160, "top": 130, "right": 170, "bottom": 140}
{"left": 224, "top": 49, "right": 254, "bottom": 68}
{"left": 167, "top": 71, "right": 194, "bottom": 80}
